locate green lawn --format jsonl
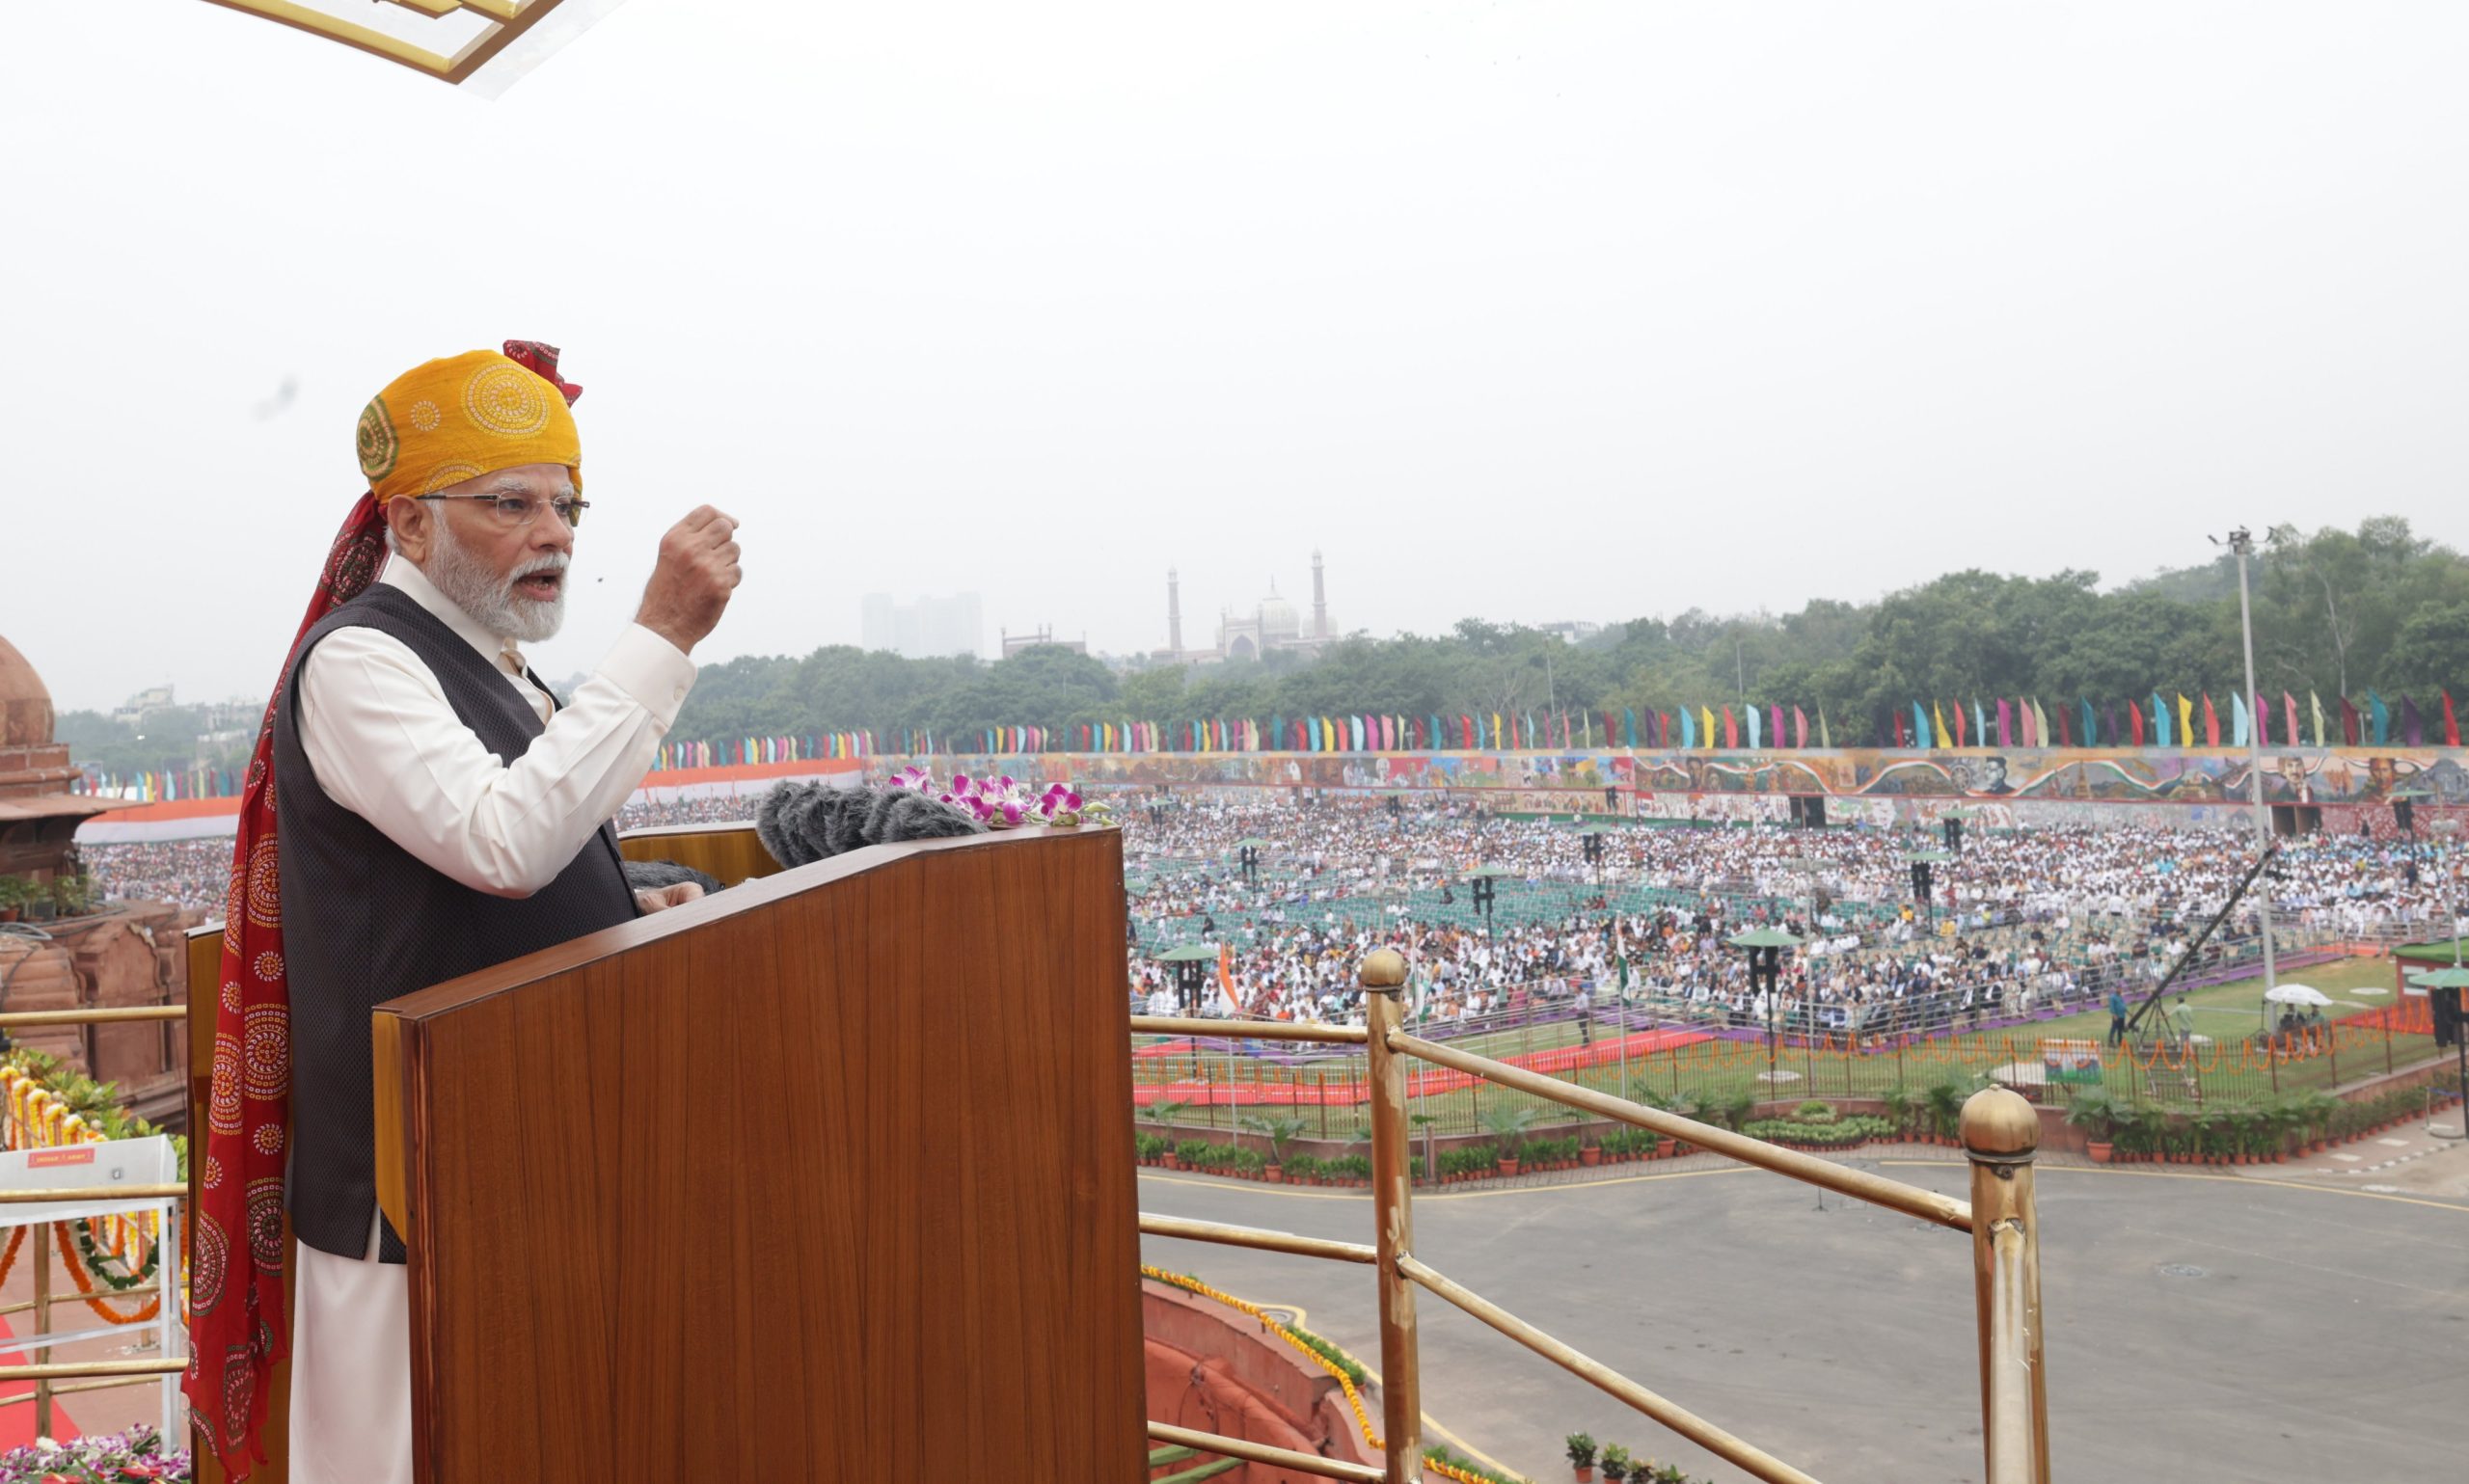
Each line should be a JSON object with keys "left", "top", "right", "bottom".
{"left": 1143, "top": 952, "right": 2438, "bottom": 1141}
{"left": 2036, "top": 953, "right": 2403, "bottom": 1044}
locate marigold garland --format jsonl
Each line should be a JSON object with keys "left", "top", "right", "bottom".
{"left": 52, "top": 1221, "right": 160, "bottom": 1325}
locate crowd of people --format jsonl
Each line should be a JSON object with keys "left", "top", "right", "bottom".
{"left": 79, "top": 837, "right": 233, "bottom": 915}
{"left": 613, "top": 794, "right": 768, "bottom": 830}
{"left": 69, "top": 785, "right": 2459, "bottom": 1050}
{"left": 1118, "top": 792, "right": 2462, "bottom": 1040}
{"left": 73, "top": 795, "right": 765, "bottom": 918}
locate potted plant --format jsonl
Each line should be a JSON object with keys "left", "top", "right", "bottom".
{"left": 1237, "top": 1113, "right": 1309, "bottom": 1183}
{"left": 2112, "top": 1104, "right": 2160, "bottom": 1162}
{"left": 1711, "top": 1089, "right": 1755, "bottom": 1132}
{"left": 2181, "top": 1107, "right": 2217, "bottom": 1165}
{"left": 0, "top": 875, "right": 27, "bottom": 924}
{"left": 1580, "top": 1135, "right": 1603, "bottom": 1167}
{"left": 1881, "top": 1084, "right": 1915, "bottom": 1142}
{"left": 2063, "top": 1089, "right": 2119, "bottom": 1163}
{"left": 50, "top": 875, "right": 93, "bottom": 917}
{"left": 1145, "top": 1100, "right": 1189, "bottom": 1168}
{"left": 1598, "top": 1444, "right": 1633, "bottom": 1483}
{"left": 1478, "top": 1104, "right": 1540, "bottom": 1176}
{"left": 1935, "top": 1068, "right": 1990, "bottom": 1145}
{"left": 1565, "top": 1432, "right": 1599, "bottom": 1483}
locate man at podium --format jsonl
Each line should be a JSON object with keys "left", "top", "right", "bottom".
{"left": 186, "top": 343, "right": 743, "bottom": 1483}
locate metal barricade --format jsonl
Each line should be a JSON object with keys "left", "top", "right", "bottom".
{"left": 1132, "top": 950, "right": 2050, "bottom": 1484}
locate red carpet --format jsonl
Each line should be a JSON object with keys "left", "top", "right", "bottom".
{"left": 0, "top": 1301, "right": 83, "bottom": 1446}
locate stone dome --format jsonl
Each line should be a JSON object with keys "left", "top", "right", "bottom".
{"left": 0, "top": 634, "right": 53, "bottom": 750}
{"left": 1258, "top": 592, "right": 1300, "bottom": 640}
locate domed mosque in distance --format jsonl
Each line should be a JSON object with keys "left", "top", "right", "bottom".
{"left": 1153, "top": 550, "right": 1336, "bottom": 664}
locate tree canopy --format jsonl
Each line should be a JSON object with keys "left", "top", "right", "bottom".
{"left": 655, "top": 517, "right": 2469, "bottom": 749}
{"left": 58, "top": 517, "right": 2469, "bottom": 775}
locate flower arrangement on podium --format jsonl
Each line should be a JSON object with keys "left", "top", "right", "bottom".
{"left": 888, "top": 767, "right": 1112, "bottom": 829}
{"left": 0, "top": 1426, "right": 189, "bottom": 1482}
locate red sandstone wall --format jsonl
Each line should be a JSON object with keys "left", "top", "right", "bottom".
{"left": 1142, "top": 1281, "right": 1382, "bottom": 1483}
{"left": 0, "top": 904, "right": 189, "bottom": 1125}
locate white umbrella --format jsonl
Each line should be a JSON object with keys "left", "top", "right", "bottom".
{"left": 2264, "top": 984, "right": 2335, "bottom": 1007}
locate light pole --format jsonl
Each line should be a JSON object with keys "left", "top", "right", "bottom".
{"left": 1907, "top": 849, "right": 1953, "bottom": 935}
{"left": 1785, "top": 853, "right": 1826, "bottom": 1048}
{"left": 2219, "top": 526, "right": 2279, "bottom": 998}
{"left": 2436, "top": 820, "right": 2463, "bottom": 968}
{"left": 1729, "top": 926, "right": 1802, "bottom": 1090}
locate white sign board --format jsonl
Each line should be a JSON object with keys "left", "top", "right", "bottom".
{"left": 0, "top": 1136, "right": 176, "bottom": 1225}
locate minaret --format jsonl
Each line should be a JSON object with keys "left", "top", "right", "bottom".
{"left": 1311, "top": 549, "right": 1328, "bottom": 639}
{"left": 1167, "top": 568, "right": 1183, "bottom": 657}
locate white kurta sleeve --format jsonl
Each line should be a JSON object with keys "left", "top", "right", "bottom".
{"left": 297, "top": 623, "right": 695, "bottom": 898}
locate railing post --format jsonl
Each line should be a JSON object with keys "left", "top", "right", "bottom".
{"left": 1362, "top": 949, "right": 1423, "bottom": 1484}
{"left": 33, "top": 1220, "right": 51, "bottom": 1439}
{"left": 1963, "top": 1087, "right": 2049, "bottom": 1484}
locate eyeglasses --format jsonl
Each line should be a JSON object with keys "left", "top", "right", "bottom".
{"left": 413, "top": 493, "right": 590, "bottom": 529}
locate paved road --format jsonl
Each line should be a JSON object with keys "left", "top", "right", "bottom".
{"left": 1137, "top": 1147, "right": 2469, "bottom": 1483}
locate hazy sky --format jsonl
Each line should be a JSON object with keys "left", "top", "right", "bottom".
{"left": 8, "top": 3, "right": 2468, "bottom": 713}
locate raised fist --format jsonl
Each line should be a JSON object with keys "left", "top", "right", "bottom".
{"left": 635, "top": 505, "right": 743, "bottom": 653}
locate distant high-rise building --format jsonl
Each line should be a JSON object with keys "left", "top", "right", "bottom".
{"left": 110, "top": 685, "right": 176, "bottom": 726}
{"left": 859, "top": 595, "right": 898, "bottom": 653}
{"left": 859, "top": 592, "right": 984, "bottom": 660}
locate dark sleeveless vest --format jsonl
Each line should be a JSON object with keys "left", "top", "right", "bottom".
{"left": 272, "top": 582, "right": 637, "bottom": 1261}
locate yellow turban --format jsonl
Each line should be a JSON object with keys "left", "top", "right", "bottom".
{"left": 353, "top": 343, "right": 583, "bottom": 500}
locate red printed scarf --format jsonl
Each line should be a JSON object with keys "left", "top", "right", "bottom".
{"left": 187, "top": 340, "right": 577, "bottom": 1475}
{"left": 184, "top": 494, "right": 388, "bottom": 1475}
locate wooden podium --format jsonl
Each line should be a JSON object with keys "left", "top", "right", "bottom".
{"left": 369, "top": 823, "right": 1147, "bottom": 1482}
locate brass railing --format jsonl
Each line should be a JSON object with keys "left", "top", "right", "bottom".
{"left": 0, "top": 1005, "right": 190, "bottom": 1439}
{"left": 1132, "top": 949, "right": 2051, "bottom": 1484}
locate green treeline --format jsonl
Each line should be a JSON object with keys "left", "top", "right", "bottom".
{"left": 669, "top": 519, "right": 2469, "bottom": 750}
{"left": 673, "top": 518, "right": 2469, "bottom": 749}
{"left": 68, "top": 517, "right": 2469, "bottom": 777}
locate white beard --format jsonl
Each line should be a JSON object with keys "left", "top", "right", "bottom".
{"left": 425, "top": 516, "right": 567, "bottom": 643}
